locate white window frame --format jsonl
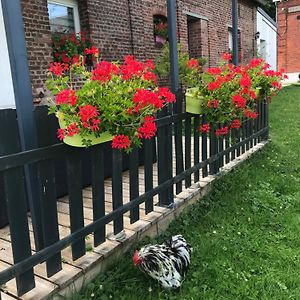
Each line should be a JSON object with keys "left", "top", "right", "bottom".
{"left": 48, "top": 0, "right": 80, "bottom": 34}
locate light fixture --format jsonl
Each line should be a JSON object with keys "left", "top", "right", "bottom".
{"left": 255, "top": 31, "right": 260, "bottom": 40}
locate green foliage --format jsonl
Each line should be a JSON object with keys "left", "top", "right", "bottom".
{"left": 51, "top": 31, "right": 92, "bottom": 64}
{"left": 72, "top": 86, "right": 300, "bottom": 299}
{"left": 263, "top": 0, "right": 276, "bottom": 21}
{"left": 154, "top": 43, "right": 207, "bottom": 88}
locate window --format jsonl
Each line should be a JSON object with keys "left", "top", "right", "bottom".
{"left": 48, "top": 0, "right": 80, "bottom": 33}
{"left": 153, "top": 15, "right": 168, "bottom": 47}
{"left": 228, "top": 27, "right": 242, "bottom": 62}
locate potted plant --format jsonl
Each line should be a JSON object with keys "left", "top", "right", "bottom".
{"left": 154, "top": 43, "right": 207, "bottom": 113}
{"left": 196, "top": 54, "right": 286, "bottom": 136}
{"left": 51, "top": 31, "right": 96, "bottom": 66}
{"left": 46, "top": 54, "right": 175, "bottom": 152}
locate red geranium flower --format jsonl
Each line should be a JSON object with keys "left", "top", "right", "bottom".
{"left": 222, "top": 53, "right": 232, "bottom": 61}
{"left": 57, "top": 128, "right": 65, "bottom": 140}
{"left": 187, "top": 59, "right": 200, "bottom": 70}
{"left": 56, "top": 89, "right": 77, "bottom": 106}
{"left": 207, "top": 67, "right": 222, "bottom": 75}
{"left": 200, "top": 124, "right": 210, "bottom": 133}
{"left": 157, "top": 87, "right": 176, "bottom": 103}
{"left": 231, "top": 119, "right": 241, "bottom": 129}
{"left": 232, "top": 94, "right": 247, "bottom": 108}
{"left": 66, "top": 123, "right": 80, "bottom": 137}
{"left": 207, "top": 100, "right": 219, "bottom": 108}
{"left": 215, "top": 126, "right": 229, "bottom": 136}
{"left": 85, "top": 46, "right": 99, "bottom": 56}
{"left": 112, "top": 135, "right": 131, "bottom": 149}
{"left": 49, "top": 62, "right": 68, "bottom": 76}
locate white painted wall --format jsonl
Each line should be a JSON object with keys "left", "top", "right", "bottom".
{"left": 257, "top": 8, "right": 277, "bottom": 71}
{"left": 0, "top": 0, "right": 16, "bottom": 109}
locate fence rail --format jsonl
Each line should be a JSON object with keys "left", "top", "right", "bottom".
{"left": 0, "top": 97, "right": 268, "bottom": 297}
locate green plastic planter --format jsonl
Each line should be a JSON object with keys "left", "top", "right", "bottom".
{"left": 57, "top": 115, "right": 113, "bottom": 147}
{"left": 185, "top": 87, "right": 204, "bottom": 114}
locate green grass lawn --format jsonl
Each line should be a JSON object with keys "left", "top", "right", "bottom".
{"left": 74, "top": 86, "right": 300, "bottom": 300}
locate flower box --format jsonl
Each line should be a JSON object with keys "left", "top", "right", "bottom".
{"left": 185, "top": 87, "right": 204, "bottom": 114}
{"left": 57, "top": 114, "right": 112, "bottom": 147}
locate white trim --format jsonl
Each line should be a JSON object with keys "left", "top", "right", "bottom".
{"left": 48, "top": 0, "right": 80, "bottom": 33}
{"left": 184, "top": 11, "right": 208, "bottom": 21}
{"left": 0, "top": 0, "right": 16, "bottom": 110}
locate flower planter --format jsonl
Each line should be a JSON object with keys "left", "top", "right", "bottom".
{"left": 57, "top": 116, "right": 113, "bottom": 147}
{"left": 255, "top": 87, "right": 262, "bottom": 99}
{"left": 185, "top": 87, "right": 204, "bottom": 114}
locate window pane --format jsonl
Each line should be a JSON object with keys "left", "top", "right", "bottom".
{"left": 48, "top": 3, "right": 75, "bottom": 33}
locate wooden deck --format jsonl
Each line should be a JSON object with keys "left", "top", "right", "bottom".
{"left": 0, "top": 141, "right": 267, "bottom": 300}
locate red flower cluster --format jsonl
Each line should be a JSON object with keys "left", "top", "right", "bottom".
{"left": 49, "top": 62, "right": 68, "bottom": 76}
{"left": 207, "top": 67, "right": 222, "bottom": 75}
{"left": 231, "top": 119, "right": 241, "bottom": 129}
{"left": 222, "top": 53, "right": 232, "bottom": 61}
{"left": 79, "top": 105, "right": 101, "bottom": 131}
{"left": 207, "top": 99, "right": 219, "bottom": 109}
{"left": 244, "top": 109, "right": 258, "bottom": 119}
{"left": 56, "top": 89, "right": 77, "bottom": 106}
{"left": 200, "top": 124, "right": 210, "bottom": 133}
{"left": 112, "top": 135, "right": 131, "bottom": 149}
{"left": 92, "top": 61, "right": 119, "bottom": 82}
{"left": 138, "top": 116, "right": 157, "bottom": 139}
{"left": 85, "top": 46, "right": 99, "bottom": 56}
{"left": 121, "top": 56, "right": 156, "bottom": 83}
{"left": 232, "top": 94, "right": 247, "bottom": 109}
{"left": 133, "top": 88, "right": 163, "bottom": 110}
{"left": 215, "top": 126, "right": 229, "bottom": 136}
{"left": 187, "top": 59, "right": 200, "bottom": 70}
{"left": 157, "top": 87, "right": 176, "bottom": 103}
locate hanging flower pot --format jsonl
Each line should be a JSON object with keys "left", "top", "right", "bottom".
{"left": 185, "top": 87, "right": 204, "bottom": 114}
{"left": 47, "top": 55, "right": 176, "bottom": 152}
{"left": 57, "top": 113, "right": 112, "bottom": 147}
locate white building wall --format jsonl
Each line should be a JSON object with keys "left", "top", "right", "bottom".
{"left": 0, "top": 0, "right": 16, "bottom": 109}
{"left": 257, "top": 8, "right": 277, "bottom": 71}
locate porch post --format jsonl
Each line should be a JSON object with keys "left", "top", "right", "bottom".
{"left": 232, "top": 0, "right": 239, "bottom": 66}
{"left": 1, "top": 0, "right": 44, "bottom": 249}
{"left": 167, "top": 0, "right": 179, "bottom": 94}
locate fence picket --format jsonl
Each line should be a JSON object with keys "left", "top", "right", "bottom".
{"left": 209, "top": 130, "right": 218, "bottom": 175}
{"left": 129, "top": 148, "right": 139, "bottom": 223}
{"left": 112, "top": 149, "right": 123, "bottom": 234}
{"left": 144, "top": 139, "right": 154, "bottom": 213}
{"left": 201, "top": 116, "right": 208, "bottom": 178}
{"left": 37, "top": 160, "right": 62, "bottom": 277}
{"left": 185, "top": 117, "right": 192, "bottom": 188}
{"left": 4, "top": 168, "right": 35, "bottom": 296}
{"left": 193, "top": 115, "right": 200, "bottom": 183}
{"left": 91, "top": 145, "right": 106, "bottom": 246}
{"left": 67, "top": 150, "right": 86, "bottom": 260}
{"left": 157, "top": 108, "right": 173, "bottom": 206}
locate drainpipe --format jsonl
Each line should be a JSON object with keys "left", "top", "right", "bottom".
{"left": 167, "top": 0, "right": 179, "bottom": 94}
{"left": 232, "top": 0, "right": 239, "bottom": 66}
{"left": 127, "top": 0, "right": 135, "bottom": 56}
{"left": 1, "top": 0, "right": 44, "bottom": 250}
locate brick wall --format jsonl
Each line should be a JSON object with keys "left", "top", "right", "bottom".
{"left": 21, "top": 0, "right": 53, "bottom": 101}
{"left": 278, "top": 0, "right": 300, "bottom": 73}
{"left": 20, "top": 0, "right": 257, "bottom": 101}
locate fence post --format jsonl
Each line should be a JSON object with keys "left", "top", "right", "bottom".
{"left": 1, "top": 0, "right": 44, "bottom": 250}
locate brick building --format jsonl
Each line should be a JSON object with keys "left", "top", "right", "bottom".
{"left": 277, "top": 0, "right": 300, "bottom": 82}
{"left": 19, "top": 0, "right": 262, "bottom": 100}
